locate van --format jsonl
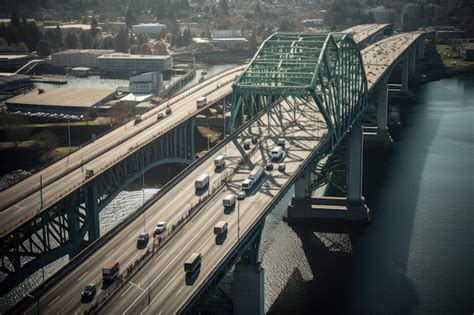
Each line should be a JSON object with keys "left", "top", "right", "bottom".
{"left": 277, "top": 138, "right": 285, "bottom": 148}
{"left": 195, "top": 173, "right": 210, "bottom": 189}
{"left": 184, "top": 253, "right": 202, "bottom": 273}
{"left": 196, "top": 97, "right": 207, "bottom": 109}
{"left": 271, "top": 146, "right": 283, "bottom": 160}
{"left": 214, "top": 221, "right": 228, "bottom": 235}
{"left": 223, "top": 194, "right": 236, "bottom": 207}
{"left": 241, "top": 178, "right": 253, "bottom": 191}
{"left": 85, "top": 169, "right": 94, "bottom": 179}
{"left": 214, "top": 155, "right": 225, "bottom": 168}
{"left": 134, "top": 115, "right": 142, "bottom": 124}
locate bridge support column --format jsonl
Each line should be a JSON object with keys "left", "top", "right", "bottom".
{"left": 85, "top": 183, "right": 100, "bottom": 241}
{"left": 294, "top": 172, "right": 311, "bottom": 199}
{"left": 233, "top": 229, "right": 264, "bottom": 315}
{"left": 409, "top": 49, "right": 416, "bottom": 73}
{"left": 417, "top": 39, "right": 425, "bottom": 60}
{"left": 401, "top": 57, "right": 409, "bottom": 92}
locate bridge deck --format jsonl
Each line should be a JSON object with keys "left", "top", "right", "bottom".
{"left": 342, "top": 23, "right": 391, "bottom": 44}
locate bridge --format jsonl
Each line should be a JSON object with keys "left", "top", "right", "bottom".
{"left": 0, "top": 24, "right": 428, "bottom": 313}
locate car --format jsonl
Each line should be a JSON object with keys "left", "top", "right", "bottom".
{"left": 251, "top": 136, "right": 259, "bottom": 144}
{"left": 137, "top": 232, "right": 149, "bottom": 245}
{"left": 278, "top": 163, "right": 286, "bottom": 171}
{"left": 81, "top": 283, "right": 96, "bottom": 301}
{"left": 154, "top": 222, "right": 167, "bottom": 235}
{"left": 265, "top": 162, "right": 274, "bottom": 171}
{"left": 243, "top": 140, "right": 251, "bottom": 150}
{"left": 237, "top": 190, "right": 246, "bottom": 200}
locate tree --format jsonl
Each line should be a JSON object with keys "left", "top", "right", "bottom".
{"left": 90, "top": 16, "right": 99, "bottom": 37}
{"left": 255, "top": 1, "right": 262, "bottom": 15}
{"left": 18, "top": 42, "right": 29, "bottom": 52}
{"left": 125, "top": 7, "right": 136, "bottom": 29}
{"left": 153, "top": 41, "right": 168, "bottom": 55}
{"left": 182, "top": 28, "right": 192, "bottom": 46}
{"left": 65, "top": 32, "right": 78, "bottom": 49}
{"left": 9, "top": 10, "right": 20, "bottom": 28}
{"left": 279, "top": 19, "right": 290, "bottom": 32}
{"left": 219, "top": 0, "right": 229, "bottom": 17}
{"left": 0, "top": 37, "right": 7, "bottom": 47}
{"left": 80, "top": 30, "right": 92, "bottom": 49}
{"left": 115, "top": 29, "right": 129, "bottom": 53}
{"left": 37, "top": 40, "right": 51, "bottom": 56}
{"left": 248, "top": 29, "right": 257, "bottom": 54}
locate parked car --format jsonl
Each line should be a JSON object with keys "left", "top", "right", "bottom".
{"left": 251, "top": 135, "right": 259, "bottom": 144}
{"left": 266, "top": 162, "right": 274, "bottom": 171}
{"left": 81, "top": 283, "right": 96, "bottom": 301}
{"left": 278, "top": 163, "right": 286, "bottom": 171}
{"left": 154, "top": 222, "right": 167, "bottom": 235}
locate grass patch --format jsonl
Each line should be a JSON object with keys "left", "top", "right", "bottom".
{"left": 197, "top": 126, "right": 222, "bottom": 143}
{"left": 54, "top": 146, "right": 79, "bottom": 154}
{"left": 436, "top": 44, "right": 474, "bottom": 71}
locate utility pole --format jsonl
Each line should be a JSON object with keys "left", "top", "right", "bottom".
{"left": 39, "top": 175, "right": 43, "bottom": 209}
{"left": 67, "top": 119, "right": 72, "bottom": 162}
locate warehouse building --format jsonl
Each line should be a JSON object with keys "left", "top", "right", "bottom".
{"left": 98, "top": 53, "right": 173, "bottom": 77}
{"left": 51, "top": 49, "right": 114, "bottom": 68}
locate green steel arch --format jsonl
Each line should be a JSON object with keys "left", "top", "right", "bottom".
{"left": 230, "top": 32, "right": 368, "bottom": 148}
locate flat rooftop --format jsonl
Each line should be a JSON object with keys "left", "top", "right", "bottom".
{"left": 98, "top": 53, "right": 171, "bottom": 60}
{"left": 0, "top": 55, "right": 31, "bottom": 60}
{"left": 6, "top": 88, "right": 116, "bottom": 108}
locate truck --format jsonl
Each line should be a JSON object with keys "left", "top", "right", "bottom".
{"left": 134, "top": 115, "right": 142, "bottom": 124}
{"left": 156, "top": 112, "right": 165, "bottom": 120}
{"left": 214, "top": 155, "right": 225, "bottom": 168}
{"left": 223, "top": 194, "right": 236, "bottom": 207}
{"left": 102, "top": 261, "right": 120, "bottom": 282}
{"left": 165, "top": 106, "right": 172, "bottom": 115}
{"left": 271, "top": 146, "right": 283, "bottom": 160}
{"left": 184, "top": 253, "right": 202, "bottom": 273}
{"left": 241, "top": 166, "right": 264, "bottom": 191}
{"left": 277, "top": 138, "right": 286, "bottom": 148}
{"left": 196, "top": 97, "right": 207, "bottom": 109}
{"left": 195, "top": 173, "right": 210, "bottom": 190}
{"left": 214, "top": 221, "right": 228, "bottom": 235}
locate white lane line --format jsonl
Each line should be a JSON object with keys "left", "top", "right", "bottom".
{"left": 105, "top": 249, "right": 113, "bottom": 257}
{"left": 154, "top": 249, "right": 168, "bottom": 262}
{"left": 175, "top": 286, "right": 185, "bottom": 297}
{"left": 120, "top": 284, "right": 134, "bottom": 297}
{"left": 139, "top": 305, "right": 149, "bottom": 315}
{"left": 48, "top": 295, "right": 60, "bottom": 306}
{"left": 123, "top": 209, "right": 221, "bottom": 315}
{"left": 129, "top": 281, "right": 145, "bottom": 292}
{"left": 77, "top": 271, "right": 88, "bottom": 281}
{"left": 128, "top": 229, "right": 136, "bottom": 237}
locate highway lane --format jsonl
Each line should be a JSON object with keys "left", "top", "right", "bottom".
{"left": 24, "top": 120, "right": 248, "bottom": 314}
{"left": 0, "top": 66, "right": 245, "bottom": 237}
{"left": 99, "top": 98, "right": 326, "bottom": 314}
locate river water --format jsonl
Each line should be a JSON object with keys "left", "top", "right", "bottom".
{"left": 262, "top": 76, "right": 474, "bottom": 314}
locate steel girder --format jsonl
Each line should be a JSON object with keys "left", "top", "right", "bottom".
{"left": 231, "top": 32, "right": 368, "bottom": 150}
{"left": 0, "top": 119, "right": 195, "bottom": 296}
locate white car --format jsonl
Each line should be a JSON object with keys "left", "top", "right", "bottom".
{"left": 237, "top": 190, "right": 246, "bottom": 200}
{"left": 154, "top": 221, "right": 167, "bottom": 235}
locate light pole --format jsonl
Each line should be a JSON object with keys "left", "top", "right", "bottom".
{"left": 39, "top": 175, "right": 43, "bottom": 209}
{"left": 142, "top": 158, "right": 146, "bottom": 232}
{"left": 67, "top": 119, "right": 71, "bottom": 163}
{"left": 237, "top": 199, "right": 240, "bottom": 240}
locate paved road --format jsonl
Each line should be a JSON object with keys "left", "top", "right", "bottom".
{"left": 0, "top": 66, "right": 245, "bottom": 237}
{"left": 24, "top": 94, "right": 327, "bottom": 315}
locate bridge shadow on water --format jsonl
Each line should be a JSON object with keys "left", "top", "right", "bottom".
{"left": 268, "top": 87, "right": 441, "bottom": 314}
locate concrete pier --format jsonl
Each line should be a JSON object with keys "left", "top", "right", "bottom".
{"left": 233, "top": 262, "right": 264, "bottom": 315}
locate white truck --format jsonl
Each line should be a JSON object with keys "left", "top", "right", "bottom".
{"left": 214, "top": 155, "right": 225, "bottom": 168}
{"left": 196, "top": 97, "right": 207, "bottom": 109}
{"left": 271, "top": 146, "right": 283, "bottom": 160}
{"left": 134, "top": 115, "right": 142, "bottom": 124}
{"left": 195, "top": 173, "right": 210, "bottom": 189}
{"left": 223, "top": 194, "right": 236, "bottom": 207}
{"left": 241, "top": 166, "right": 264, "bottom": 191}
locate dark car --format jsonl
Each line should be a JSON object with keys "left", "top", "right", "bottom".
{"left": 266, "top": 162, "right": 274, "bottom": 171}
{"left": 137, "top": 232, "right": 149, "bottom": 246}
{"left": 81, "top": 283, "right": 96, "bottom": 301}
{"left": 243, "top": 140, "right": 251, "bottom": 150}
{"left": 251, "top": 136, "right": 259, "bottom": 144}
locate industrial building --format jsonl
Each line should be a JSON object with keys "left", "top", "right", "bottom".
{"left": 0, "top": 73, "right": 32, "bottom": 93}
{"left": 211, "top": 37, "right": 248, "bottom": 50}
{"left": 51, "top": 49, "right": 115, "bottom": 68}
{"left": 44, "top": 24, "right": 101, "bottom": 35}
{"left": 97, "top": 53, "right": 173, "bottom": 77}
{"left": 132, "top": 23, "right": 166, "bottom": 36}
{"left": 0, "top": 55, "right": 34, "bottom": 72}
{"left": 129, "top": 72, "right": 164, "bottom": 94}
{"left": 5, "top": 88, "right": 116, "bottom": 115}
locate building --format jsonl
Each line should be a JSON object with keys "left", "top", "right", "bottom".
{"left": 44, "top": 24, "right": 101, "bottom": 35}
{"left": 463, "top": 43, "right": 474, "bottom": 61}
{"left": 132, "top": 23, "right": 166, "bottom": 36}
{"left": 211, "top": 38, "right": 248, "bottom": 50}
{"left": 301, "top": 19, "right": 324, "bottom": 27}
{"left": 98, "top": 53, "right": 173, "bottom": 77}
{"left": 212, "top": 30, "right": 242, "bottom": 38}
{"left": 368, "top": 7, "right": 393, "bottom": 23}
{"left": 5, "top": 88, "right": 116, "bottom": 115}
{"left": 0, "top": 73, "right": 32, "bottom": 93}
{"left": 51, "top": 49, "right": 114, "bottom": 68}
{"left": 0, "top": 55, "right": 34, "bottom": 72}
{"left": 129, "top": 72, "right": 164, "bottom": 94}
{"left": 180, "top": 22, "right": 202, "bottom": 36}
{"left": 99, "top": 21, "right": 127, "bottom": 33}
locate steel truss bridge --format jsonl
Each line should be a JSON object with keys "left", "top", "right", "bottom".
{"left": 0, "top": 24, "right": 429, "bottom": 314}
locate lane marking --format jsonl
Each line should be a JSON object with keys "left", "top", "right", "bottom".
{"left": 129, "top": 281, "right": 144, "bottom": 292}
{"left": 154, "top": 249, "right": 168, "bottom": 262}
{"left": 120, "top": 284, "right": 134, "bottom": 297}
{"left": 77, "top": 271, "right": 88, "bottom": 281}
{"left": 105, "top": 249, "right": 113, "bottom": 257}
{"left": 48, "top": 295, "right": 60, "bottom": 306}
{"left": 175, "top": 286, "right": 185, "bottom": 297}
{"left": 123, "top": 209, "right": 221, "bottom": 315}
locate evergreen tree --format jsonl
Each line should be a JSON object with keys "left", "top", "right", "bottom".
{"left": 219, "top": 0, "right": 229, "bottom": 17}
{"left": 65, "top": 32, "right": 78, "bottom": 49}
{"left": 18, "top": 42, "right": 29, "bottom": 52}
{"left": 10, "top": 10, "right": 20, "bottom": 28}
{"left": 37, "top": 39, "right": 51, "bottom": 56}
{"left": 90, "top": 16, "right": 99, "bottom": 37}
{"left": 248, "top": 29, "right": 257, "bottom": 54}
{"left": 125, "top": 7, "right": 136, "bottom": 29}
{"left": 255, "top": 1, "right": 262, "bottom": 15}
{"left": 182, "top": 28, "right": 192, "bottom": 46}
{"left": 115, "top": 29, "right": 129, "bottom": 53}
{"left": 80, "top": 30, "right": 92, "bottom": 49}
